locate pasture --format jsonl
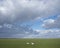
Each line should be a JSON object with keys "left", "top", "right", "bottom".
{"left": 0, "top": 38, "right": 60, "bottom": 48}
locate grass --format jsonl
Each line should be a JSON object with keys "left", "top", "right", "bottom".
{"left": 0, "top": 38, "right": 60, "bottom": 48}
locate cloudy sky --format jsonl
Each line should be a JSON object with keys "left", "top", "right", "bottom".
{"left": 0, "top": 0, "right": 60, "bottom": 38}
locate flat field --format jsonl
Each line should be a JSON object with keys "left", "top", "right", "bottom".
{"left": 0, "top": 38, "right": 60, "bottom": 48}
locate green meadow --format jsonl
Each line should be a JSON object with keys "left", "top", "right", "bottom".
{"left": 0, "top": 38, "right": 60, "bottom": 48}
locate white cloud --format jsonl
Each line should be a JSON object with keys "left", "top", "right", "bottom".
{"left": 3, "top": 23, "right": 13, "bottom": 28}
{"left": 43, "top": 19, "right": 55, "bottom": 24}
{"left": 0, "top": 25, "right": 2, "bottom": 28}
{"left": 25, "top": 29, "right": 60, "bottom": 38}
{"left": 42, "top": 19, "right": 55, "bottom": 28}
{"left": 42, "top": 15, "right": 60, "bottom": 29}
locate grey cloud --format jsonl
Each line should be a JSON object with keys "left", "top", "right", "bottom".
{"left": 0, "top": 24, "right": 34, "bottom": 38}
{"left": 55, "top": 16, "right": 60, "bottom": 28}
{"left": 0, "top": 0, "right": 60, "bottom": 24}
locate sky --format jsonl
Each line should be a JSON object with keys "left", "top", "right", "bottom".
{"left": 0, "top": 0, "right": 60, "bottom": 38}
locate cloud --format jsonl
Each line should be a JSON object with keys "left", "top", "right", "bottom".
{"left": 25, "top": 29, "right": 60, "bottom": 38}
{"left": 0, "top": 23, "right": 60, "bottom": 38}
{"left": 0, "top": 24, "right": 34, "bottom": 38}
{"left": 42, "top": 15, "right": 60, "bottom": 29}
{"left": 0, "top": 0, "right": 60, "bottom": 38}
{"left": 0, "top": 0, "right": 60, "bottom": 24}
{"left": 0, "top": 25, "right": 2, "bottom": 28}
{"left": 42, "top": 19, "right": 55, "bottom": 28}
